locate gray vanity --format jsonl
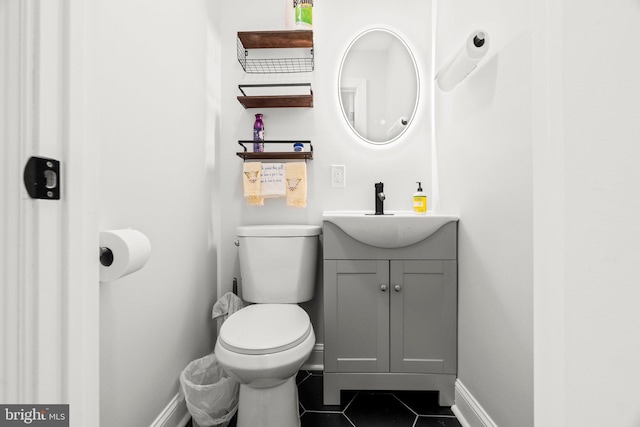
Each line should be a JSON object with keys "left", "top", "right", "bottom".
{"left": 322, "top": 212, "right": 458, "bottom": 406}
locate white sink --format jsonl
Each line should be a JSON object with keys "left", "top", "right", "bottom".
{"left": 322, "top": 211, "right": 459, "bottom": 249}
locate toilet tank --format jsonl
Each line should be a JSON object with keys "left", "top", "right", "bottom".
{"left": 236, "top": 225, "right": 321, "bottom": 303}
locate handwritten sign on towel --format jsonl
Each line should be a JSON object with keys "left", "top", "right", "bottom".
{"left": 260, "top": 163, "right": 286, "bottom": 197}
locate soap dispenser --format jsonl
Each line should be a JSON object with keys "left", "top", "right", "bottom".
{"left": 413, "top": 182, "right": 427, "bottom": 215}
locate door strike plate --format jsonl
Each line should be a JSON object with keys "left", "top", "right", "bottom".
{"left": 23, "top": 156, "right": 60, "bottom": 200}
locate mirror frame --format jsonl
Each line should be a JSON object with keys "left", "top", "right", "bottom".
{"left": 338, "top": 27, "right": 420, "bottom": 146}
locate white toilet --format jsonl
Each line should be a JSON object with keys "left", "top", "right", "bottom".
{"left": 214, "top": 225, "right": 321, "bottom": 427}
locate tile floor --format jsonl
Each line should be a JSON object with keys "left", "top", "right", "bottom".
{"left": 188, "top": 370, "right": 462, "bottom": 427}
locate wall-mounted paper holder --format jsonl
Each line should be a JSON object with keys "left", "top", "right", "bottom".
{"left": 436, "top": 30, "right": 491, "bottom": 92}
{"left": 99, "top": 229, "right": 151, "bottom": 282}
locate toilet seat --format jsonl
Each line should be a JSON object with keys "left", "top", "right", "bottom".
{"left": 219, "top": 304, "right": 312, "bottom": 355}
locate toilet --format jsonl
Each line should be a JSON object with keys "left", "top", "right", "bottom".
{"left": 214, "top": 225, "right": 321, "bottom": 427}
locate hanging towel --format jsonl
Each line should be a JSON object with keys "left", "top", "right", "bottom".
{"left": 211, "top": 292, "right": 246, "bottom": 321}
{"left": 260, "top": 163, "right": 286, "bottom": 198}
{"left": 285, "top": 162, "right": 307, "bottom": 208}
{"left": 243, "top": 162, "right": 263, "bottom": 205}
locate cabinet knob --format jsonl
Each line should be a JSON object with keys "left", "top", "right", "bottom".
{"left": 394, "top": 284, "right": 402, "bottom": 292}
{"left": 380, "top": 284, "right": 388, "bottom": 292}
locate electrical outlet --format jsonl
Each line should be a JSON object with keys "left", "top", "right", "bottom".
{"left": 331, "top": 165, "right": 346, "bottom": 188}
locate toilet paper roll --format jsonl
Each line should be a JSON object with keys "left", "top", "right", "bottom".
{"left": 99, "top": 229, "right": 151, "bottom": 282}
{"left": 436, "top": 30, "right": 490, "bottom": 92}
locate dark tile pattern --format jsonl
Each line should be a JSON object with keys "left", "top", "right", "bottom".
{"left": 394, "top": 390, "right": 455, "bottom": 416}
{"left": 414, "top": 417, "right": 463, "bottom": 427}
{"left": 345, "top": 392, "right": 416, "bottom": 427}
{"left": 189, "top": 370, "right": 461, "bottom": 427}
{"left": 298, "top": 371, "right": 461, "bottom": 427}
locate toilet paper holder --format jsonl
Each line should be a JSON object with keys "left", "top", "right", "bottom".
{"left": 99, "top": 229, "right": 151, "bottom": 282}
{"left": 436, "top": 29, "right": 490, "bottom": 92}
{"left": 99, "top": 247, "right": 114, "bottom": 267}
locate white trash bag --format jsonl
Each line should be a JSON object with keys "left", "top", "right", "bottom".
{"left": 179, "top": 353, "right": 239, "bottom": 427}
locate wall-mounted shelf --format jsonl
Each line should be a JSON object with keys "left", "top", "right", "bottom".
{"left": 237, "top": 30, "right": 314, "bottom": 73}
{"left": 237, "top": 140, "right": 313, "bottom": 161}
{"left": 237, "top": 84, "right": 313, "bottom": 109}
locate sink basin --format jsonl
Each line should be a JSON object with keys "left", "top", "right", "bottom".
{"left": 322, "top": 211, "right": 459, "bottom": 249}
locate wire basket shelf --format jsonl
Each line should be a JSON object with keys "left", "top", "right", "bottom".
{"left": 236, "top": 31, "right": 314, "bottom": 74}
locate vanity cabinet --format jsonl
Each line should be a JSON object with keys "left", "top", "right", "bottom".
{"left": 322, "top": 221, "right": 458, "bottom": 406}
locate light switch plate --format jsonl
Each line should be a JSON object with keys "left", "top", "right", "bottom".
{"left": 331, "top": 165, "right": 346, "bottom": 188}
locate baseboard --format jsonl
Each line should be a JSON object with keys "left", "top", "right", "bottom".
{"left": 150, "top": 392, "right": 190, "bottom": 427}
{"left": 452, "top": 404, "right": 472, "bottom": 427}
{"left": 452, "top": 379, "right": 498, "bottom": 427}
{"left": 301, "top": 343, "right": 324, "bottom": 371}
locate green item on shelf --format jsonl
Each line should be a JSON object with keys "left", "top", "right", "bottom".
{"left": 295, "top": 0, "right": 313, "bottom": 27}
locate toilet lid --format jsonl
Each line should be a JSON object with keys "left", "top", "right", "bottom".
{"left": 219, "top": 304, "right": 312, "bottom": 355}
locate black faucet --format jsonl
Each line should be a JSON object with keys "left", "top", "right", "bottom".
{"left": 375, "top": 182, "right": 385, "bottom": 215}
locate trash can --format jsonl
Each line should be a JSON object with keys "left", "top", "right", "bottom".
{"left": 180, "top": 353, "right": 239, "bottom": 427}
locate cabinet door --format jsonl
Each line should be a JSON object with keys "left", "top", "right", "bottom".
{"left": 390, "top": 260, "right": 457, "bottom": 374}
{"left": 324, "top": 260, "right": 389, "bottom": 373}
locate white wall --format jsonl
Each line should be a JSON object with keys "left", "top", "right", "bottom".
{"left": 534, "top": 0, "right": 640, "bottom": 425}
{"left": 438, "top": 0, "right": 640, "bottom": 425}
{"left": 435, "top": 0, "right": 534, "bottom": 426}
{"left": 87, "top": 1, "right": 640, "bottom": 425}
{"left": 83, "top": 1, "right": 640, "bottom": 425}
{"left": 95, "top": 1, "right": 221, "bottom": 425}
{"left": 218, "top": 0, "right": 435, "bottom": 347}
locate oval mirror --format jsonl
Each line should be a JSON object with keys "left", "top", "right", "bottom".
{"left": 339, "top": 28, "right": 419, "bottom": 145}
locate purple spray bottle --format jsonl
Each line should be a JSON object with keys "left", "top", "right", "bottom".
{"left": 253, "top": 113, "right": 264, "bottom": 153}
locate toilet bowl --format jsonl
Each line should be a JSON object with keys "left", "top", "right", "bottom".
{"left": 214, "top": 304, "right": 315, "bottom": 427}
{"left": 215, "top": 224, "right": 320, "bottom": 427}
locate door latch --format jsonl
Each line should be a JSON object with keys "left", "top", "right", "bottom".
{"left": 23, "top": 156, "right": 60, "bottom": 200}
